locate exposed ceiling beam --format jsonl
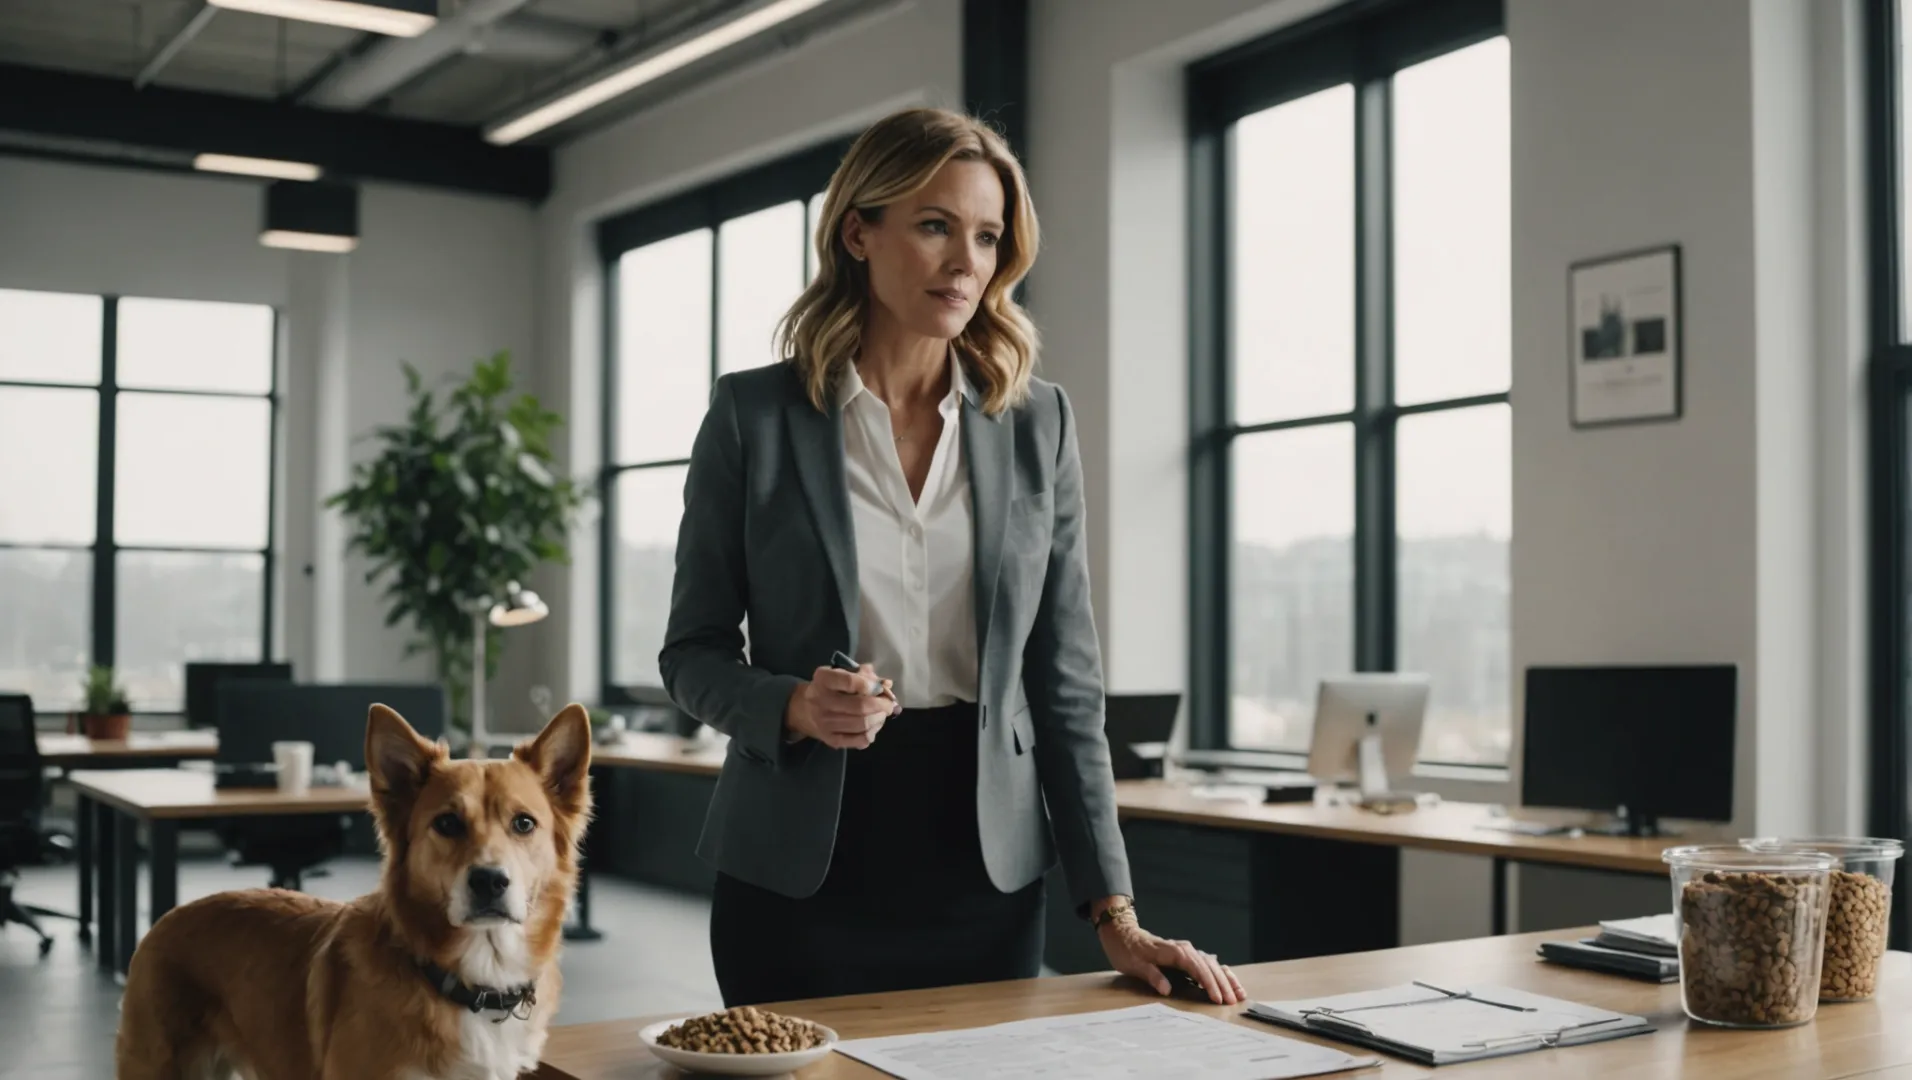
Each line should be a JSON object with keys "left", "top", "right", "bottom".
{"left": 135, "top": 3, "right": 221, "bottom": 90}
{"left": 302, "top": 0, "right": 536, "bottom": 110}
{"left": 0, "top": 62, "right": 551, "bottom": 200}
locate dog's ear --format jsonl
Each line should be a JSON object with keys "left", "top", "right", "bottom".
{"left": 514, "top": 703, "right": 592, "bottom": 815}
{"left": 365, "top": 704, "right": 442, "bottom": 811}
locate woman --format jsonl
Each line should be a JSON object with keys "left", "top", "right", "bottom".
{"left": 660, "top": 107, "right": 1243, "bottom": 1008}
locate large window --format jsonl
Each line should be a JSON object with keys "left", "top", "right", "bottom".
{"left": 0, "top": 289, "right": 277, "bottom": 713}
{"left": 598, "top": 140, "right": 849, "bottom": 703}
{"left": 1189, "top": 0, "right": 1509, "bottom": 765}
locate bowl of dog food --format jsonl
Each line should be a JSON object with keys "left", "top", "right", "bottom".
{"left": 640, "top": 1006, "right": 838, "bottom": 1076}
{"left": 1664, "top": 845, "right": 1836, "bottom": 1028}
{"left": 1741, "top": 837, "right": 1903, "bottom": 1002}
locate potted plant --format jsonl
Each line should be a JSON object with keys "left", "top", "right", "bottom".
{"left": 328, "top": 351, "right": 586, "bottom": 739}
{"left": 76, "top": 665, "right": 132, "bottom": 741}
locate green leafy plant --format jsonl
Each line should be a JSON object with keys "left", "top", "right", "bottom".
{"left": 327, "top": 351, "right": 586, "bottom": 733}
{"left": 80, "top": 665, "right": 130, "bottom": 716}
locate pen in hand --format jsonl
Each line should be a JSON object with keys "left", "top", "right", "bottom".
{"left": 831, "top": 651, "right": 900, "bottom": 713}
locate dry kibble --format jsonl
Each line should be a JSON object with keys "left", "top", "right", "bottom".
{"left": 1820, "top": 869, "right": 1892, "bottom": 1002}
{"left": 1680, "top": 870, "right": 1827, "bottom": 1027}
{"left": 656, "top": 1006, "right": 826, "bottom": 1054}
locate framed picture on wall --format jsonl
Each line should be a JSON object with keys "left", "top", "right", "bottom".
{"left": 1569, "top": 245, "right": 1682, "bottom": 428}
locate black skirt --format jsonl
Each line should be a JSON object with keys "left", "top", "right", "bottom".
{"left": 708, "top": 700, "right": 1045, "bottom": 1006}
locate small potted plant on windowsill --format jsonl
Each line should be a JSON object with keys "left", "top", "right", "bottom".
{"left": 74, "top": 665, "right": 132, "bottom": 741}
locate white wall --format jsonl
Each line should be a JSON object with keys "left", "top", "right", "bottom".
{"left": 0, "top": 156, "right": 538, "bottom": 703}
{"left": 537, "top": 0, "right": 966, "bottom": 716}
{"left": 1507, "top": 0, "right": 1859, "bottom": 844}
{"left": 339, "top": 184, "right": 538, "bottom": 687}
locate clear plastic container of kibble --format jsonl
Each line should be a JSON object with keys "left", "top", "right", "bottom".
{"left": 1741, "top": 837, "right": 1902, "bottom": 1002}
{"left": 1664, "top": 846, "right": 1836, "bottom": 1028}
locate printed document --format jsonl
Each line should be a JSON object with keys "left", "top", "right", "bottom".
{"left": 834, "top": 1003, "right": 1374, "bottom": 1080}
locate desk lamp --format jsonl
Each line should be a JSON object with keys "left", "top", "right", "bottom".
{"left": 469, "top": 581, "right": 548, "bottom": 759}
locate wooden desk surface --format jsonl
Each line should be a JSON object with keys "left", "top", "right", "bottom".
{"left": 37, "top": 730, "right": 219, "bottom": 766}
{"left": 66, "top": 769, "right": 368, "bottom": 820}
{"left": 575, "top": 737, "right": 1690, "bottom": 875}
{"left": 1114, "top": 780, "right": 1687, "bottom": 875}
{"left": 537, "top": 930, "right": 1912, "bottom": 1079}
{"left": 591, "top": 732, "right": 730, "bottom": 775}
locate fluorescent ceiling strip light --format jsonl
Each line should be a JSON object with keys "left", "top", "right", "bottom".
{"left": 195, "top": 153, "right": 323, "bottom": 181}
{"left": 260, "top": 229, "right": 360, "bottom": 253}
{"left": 206, "top": 0, "right": 436, "bottom": 37}
{"left": 484, "top": 0, "right": 832, "bottom": 145}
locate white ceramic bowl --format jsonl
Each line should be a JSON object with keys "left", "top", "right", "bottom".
{"left": 638, "top": 1017, "right": 839, "bottom": 1076}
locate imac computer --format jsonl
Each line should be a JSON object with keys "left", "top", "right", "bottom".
{"left": 1306, "top": 674, "right": 1431, "bottom": 800}
{"left": 1521, "top": 664, "right": 1736, "bottom": 836}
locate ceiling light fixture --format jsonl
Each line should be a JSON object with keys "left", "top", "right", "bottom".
{"left": 194, "top": 152, "right": 323, "bottom": 181}
{"left": 206, "top": 0, "right": 436, "bottom": 37}
{"left": 261, "top": 230, "right": 360, "bottom": 253}
{"left": 483, "top": 0, "right": 831, "bottom": 146}
{"left": 260, "top": 180, "right": 360, "bottom": 254}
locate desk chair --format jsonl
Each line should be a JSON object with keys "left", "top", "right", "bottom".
{"left": 214, "top": 682, "right": 446, "bottom": 890}
{"left": 0, "top": 694, "right": 78, "bottom": 956}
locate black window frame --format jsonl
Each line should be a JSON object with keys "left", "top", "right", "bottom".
{"left": 1186, "top": 0, "right": 1508, "bottom": 764}
{"left": 0, "top": 290, "right": 280, "bottom": 716}
{"left": 1865, "top": 0, "right": 1912, "bottom": 951}
{"left": 596, "top": 137, "right": 853, "bottom": 707}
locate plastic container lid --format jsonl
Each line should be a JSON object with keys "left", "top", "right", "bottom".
{"left": 1741, "top": 837, "right": 1904, "bottom": 860}
{"left": 1663, "top": 845, "right": 1837, "bottom": 873}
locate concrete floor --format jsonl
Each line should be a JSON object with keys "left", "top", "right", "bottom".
{"left": 0, "top": 853, "right": 723, "bottom": 1079}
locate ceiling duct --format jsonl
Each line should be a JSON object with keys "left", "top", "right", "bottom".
{"left": 302, "top": 0, "right": 536, "bottom": 110}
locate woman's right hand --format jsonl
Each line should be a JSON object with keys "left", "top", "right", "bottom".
{"left": 784, "top": 664, "right": 899, "bottom": 749}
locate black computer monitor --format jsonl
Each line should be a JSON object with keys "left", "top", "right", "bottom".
{"left": 184, "top": 662, "right": 293, "bottom": 729}
{"left": 1521, "top": 664, "right": 1736, "bottom": 835}
{"left": 1105, "top": 694, "right": 1181, "bottom": 781}
{"left": 215, "top": 682, "right": 446, "bottom": 769}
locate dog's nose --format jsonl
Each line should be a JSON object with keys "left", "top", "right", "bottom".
{"left": 467, "top": 866, "right": 510, "bottom": 902}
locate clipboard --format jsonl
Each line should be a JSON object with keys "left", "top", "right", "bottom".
{"left": 1247, "top": 981, "right": 1653, "bottom": 1066}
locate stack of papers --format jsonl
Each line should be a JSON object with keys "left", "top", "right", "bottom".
{"left": 1538, "top": 914, "right": 1680, "bottom": 982}
{"left": 836, "top": 1003, "right": 1376, "bottom": 1080}
{"left": 1594, "top": 914, "right": 1678, "bottom": 956}
{"left": 1248, "top": 982, "right": 1653, "bottom": 1066}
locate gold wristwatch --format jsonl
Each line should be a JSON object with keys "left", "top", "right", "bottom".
{"left": 1090, "top": 896, "right": 1136, "bottom": 930}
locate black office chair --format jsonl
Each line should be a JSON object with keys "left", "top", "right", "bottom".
{"left": 208, "top": 679, "right": 344, "bottom": 891}
{"left": 213, "top": 682, "right": 445, "bottom": 891}
{"left": 0, "top": 694, "right": 78, "bottom": 957}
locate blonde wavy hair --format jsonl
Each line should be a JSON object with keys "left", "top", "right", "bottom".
{"left": 775, "top": 108, "right": 1040, "bottom": 416}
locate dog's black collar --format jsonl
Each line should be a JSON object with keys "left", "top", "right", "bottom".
{"left": 416, "top": 959, "right": 537, "bottom": 1022}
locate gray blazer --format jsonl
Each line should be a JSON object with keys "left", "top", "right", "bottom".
{"left": 659, "top": 362, "right": 1132, "bottom": 911}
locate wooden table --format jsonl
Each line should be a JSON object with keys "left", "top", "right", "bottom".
{"left": 534, "top": 929, "right": 1912, "bottom": 1079}
{"left": 1114, "top": 779, "right": 1687, "bottom": 942}
{"left": 591, "top": 731, "right": 729, "bottom": 775}
{"left": 576, "top": 737, "right": 1688, "bottom": 948}
{"left": 1113, "top": 781, "right": 1677, "bottom": 875}
{"left": 37, "top": 730, "right": 218, "bottom": 768}
{"left": 60, "top": 735, "right": 728, "bottom": 970}
{"left": 575, "top": 738, "right": 1679, "bottom": 875}
{"left": 66, "top": 769, "right": 367, "bottom": 977}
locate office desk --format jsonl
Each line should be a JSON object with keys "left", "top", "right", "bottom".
{"left": 533, "top": 929, "right": 1912, "bottom": 1079}
{"left": 1114, "top": 781, "right": 1674, "bottom": 875}
{"left": 562, "top": 739, "right": 1686, "bottom": 967}
{"left": 591, "top": 731, "right": 728, "bottom": 775}
{"left": 1111, "top": 780, "right": 1682, "bottom": 945}
{"left": 62, "top": 738, "right": 725, "bottom": 970}
{"left": 66, "top": 769, "right": 366, "bottom": 977}
{"left": 37, "top": 730, "right": 218, "bottom": 768}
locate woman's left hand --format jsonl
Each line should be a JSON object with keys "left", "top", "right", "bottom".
{"left": 1096, "top": 915, "right": 1245, "bottom": 1005}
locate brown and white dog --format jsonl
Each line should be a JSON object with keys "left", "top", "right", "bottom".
{"left": 116, "top": 703, "right": 593, "bottom": 1080}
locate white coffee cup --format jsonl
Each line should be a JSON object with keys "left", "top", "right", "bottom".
{"left": 273, "top": 740, "right": 315, "bottom": 796}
